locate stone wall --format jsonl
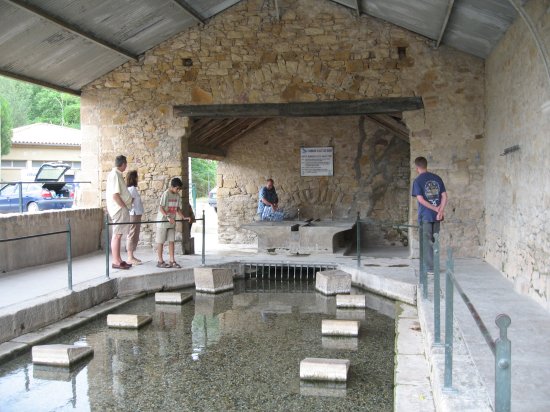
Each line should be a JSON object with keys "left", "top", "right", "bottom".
{"left": 0, "top": 208, "right": 103, "bottom": 272}
{"left": 485, "top": 0, "right": 550, "bottom": 309}
{"left": 81, "top": 0, "right": 485, "bottom": 256}
{"left": 217, "top": 116, "right": 410, "bottom": 245}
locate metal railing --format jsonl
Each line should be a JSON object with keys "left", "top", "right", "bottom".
{"left": 0, "top": 181, "right": 91, "bottom": 213}
{"left": 103, "top": 209, "right": 206, "bottom": 278}
{"left": 422, "top": 232, "right": 512, "bottom": 412}
{"left": 0, "top": 220, "right": 73, "bottom": 290}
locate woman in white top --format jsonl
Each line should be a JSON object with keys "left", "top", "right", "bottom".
{"left": 126, "top": 170, "right": 144, "bottom": 265}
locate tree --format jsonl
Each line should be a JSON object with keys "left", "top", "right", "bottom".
{"left": 0, "top": 76, "right": 37, "bottom": 127}
{"left": 29, "top": 88, "right": 80, "bottom": 128}
{"left": 0, "top": 95, "right": 13, "bottom": 155}
{"left": 191, "top": 158, "right": 217, "bottom": 197}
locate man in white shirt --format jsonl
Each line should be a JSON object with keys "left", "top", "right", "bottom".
{"left": 106, "top": 155, "right": 133, "bottom": 269}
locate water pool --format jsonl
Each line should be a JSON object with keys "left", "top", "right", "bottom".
{"left": 0, "top": 279, "right": 395, "bottom": 411}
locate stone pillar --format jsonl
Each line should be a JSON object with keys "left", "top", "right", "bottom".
{"left": 180, "top": 119, "right": 193, "bottom": 254}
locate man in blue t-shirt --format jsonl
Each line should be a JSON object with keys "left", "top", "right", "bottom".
{"left": 411, "top": 156, "right": 448, "bottom": 272}
{"left": 257, "top": 178, "right": 279, "bottom": 220}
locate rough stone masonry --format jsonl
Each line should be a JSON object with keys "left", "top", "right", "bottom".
{"left": 80, "top": 0, "right": 485, "bottom": 257}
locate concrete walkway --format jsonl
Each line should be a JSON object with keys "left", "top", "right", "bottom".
{"left": 419, "top": 258, "right": 550, "bottom": 412}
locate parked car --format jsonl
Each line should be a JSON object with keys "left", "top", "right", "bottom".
{"left": 208, "top": 187, "right": 217, "bottom": 212}
{"left": 0, "top": 163, "right": 74, "bottom": 213}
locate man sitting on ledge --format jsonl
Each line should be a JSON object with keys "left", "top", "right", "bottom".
{"left": 257, "top": 178, "right": 283, "bottom": 221}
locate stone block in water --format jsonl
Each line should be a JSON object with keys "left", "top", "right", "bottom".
{"left": 336, "top": 294, "right": 366, "bottom": 308}
{"left": 300, "top": 358, "right": 350, "bottom": 382}
{"left": 106, "top": 314, "right": 152, "bottom": 329}
{"left": 315, "top": 270, "right": 351, "bottom": 295}
{"left": 321, "top": 319, "right": 360, "bottom": 336}
{"left": 155, "top": 292, "right": 193, "bottom": 305}
{"left": 194, "top": 267, "right": 234, "bottom": 293}
{"left": 194, "top": 292, "right": 234, "bottom": 316}
{"left": 32, "top": 344, "right": 93, "bottom": 367}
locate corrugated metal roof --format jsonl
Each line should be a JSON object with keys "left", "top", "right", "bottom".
{"left": 0, "top": 0, "right": 517, "bottom": 94}
{"left": 12, "top": 123, "right": 81, "bottom": 146}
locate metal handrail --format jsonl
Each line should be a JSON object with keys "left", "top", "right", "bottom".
{"left": 0, "top": 221, "right": 73, "bottom": 290}
{"left": 104, "top": 209, "right": 206, "bottom": 278}
{"left": 422, "top": 233, "right": 512, "bottom": 411}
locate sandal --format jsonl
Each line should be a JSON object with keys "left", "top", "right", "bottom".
{"left": 156, "top": 261, "right": 170, "bottom": 268}
{"left": 112, "top": 262, "right": 131, "bottom": 270}
{"left": 169, "top": 261, "right": 182, "bottom": 269}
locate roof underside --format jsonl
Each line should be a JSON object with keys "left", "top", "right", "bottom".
{"left": 0, "top": 0, "right": 518, "bottom": 95}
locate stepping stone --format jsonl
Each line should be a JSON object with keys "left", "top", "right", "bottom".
{"left": 106, "top": 314, "right": 152, "bottom": 329}
{"left": 32, "top": 344, "right": 93, "bottom": 367}
{"left": 300, "top": 358, "right": 350, "bottom": 382}
{"left": 155, "top": 292, "right": 193, "bottom": 305}
{"left": 315, "top": 270, "right": 351, "bottom": 295}
{"left": 194, "top": 267, "right": 234, "bottom": 294}
{"left": 322, "top": 336, "right": 359, "bottom": 351}
{"left": 322, "top": 319, "right": 360, "bottom": 336}
{"left": 336, "top": 294, "right": 366, "bottom": 308}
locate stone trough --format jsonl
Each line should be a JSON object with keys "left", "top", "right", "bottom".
{"left": 32, "top": 344, "right": 94, "bottom": 367}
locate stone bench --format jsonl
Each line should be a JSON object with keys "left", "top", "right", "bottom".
{"left": 321, "top": 319, "right": 360, "bottom": 336}
{"left": 194, "top": 267, "right": 234, "bottom": 293}
{"left": 32, "top": 344, "right": 93, "bottom": 367}
{"left": 300, "top": 358, "right": 350, "bottom": 382}
{"left": 315, "top": 270, "right": 351, "bottom": 295}
{"left": 155, "top": 292, "right": 193, "bottom": 305}
{"left": 106, "top": 314, "right": 152, "bottom": 329}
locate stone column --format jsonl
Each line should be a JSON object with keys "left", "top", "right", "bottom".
{"left": 180, "top": 119, "right": 193, "bottom": 254}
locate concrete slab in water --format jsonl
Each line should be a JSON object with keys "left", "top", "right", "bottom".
{"left": 155, "top": 292, "right": 193, "bottom": 305}
{"left": 322, "top": 336, "right": 359, "bottom": 351}
{"left": 336, "top": 294, "right": 366, "bottom": 308}
{"left": 106, "top": 314, "right": 152, "bottom": 329}
{"left": 322, "top": 319, "right": 360, "bottom": 336}
{"left": 300, "top": 358, "right": 350, "bottom": 382}
{"left": 32, "top": 344, "right": 93, "bottom": 367}
{"left": 315, "top": 270, "right": 351, "bottom": 295}
{"left": 194, "top": 267, "right": 234, "bottom": 293}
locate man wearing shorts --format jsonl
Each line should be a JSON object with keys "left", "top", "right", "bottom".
{"left": 106, "top": 155, "right": 133, "bottom": 270}
{"left": 156, "top": 177, "right": 191, "bottom": 268}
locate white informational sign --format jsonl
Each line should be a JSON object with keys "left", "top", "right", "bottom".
{"left": 300, "top": 147, "right": 334, "bottom": 177}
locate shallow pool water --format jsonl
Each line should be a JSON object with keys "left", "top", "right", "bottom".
{"left": 0, "top": 279, "right": 395, "bottom": 411}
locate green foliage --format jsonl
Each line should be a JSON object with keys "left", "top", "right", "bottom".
{"left": 0, "top": 76, "right": 80, "bottom": 129}
{"left": 191, "top": 158, "right": 217, "bottom": 197}
{"left": 0, "top": 95, "right": 13, "bottom": 155}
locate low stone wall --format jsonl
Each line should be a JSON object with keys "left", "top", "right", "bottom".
{"left": 0, "top": 208, "right": 103, "bottom": 273}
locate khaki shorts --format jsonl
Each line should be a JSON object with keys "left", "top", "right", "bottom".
{"left": 111, "top": 208, "right": 130, "bottom": 236}
{"left": 156, "top": 226, "right": 175, "bottom": 244}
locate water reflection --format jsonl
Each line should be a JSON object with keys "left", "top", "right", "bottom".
{"left": 0, "top": 280, "right": 396, "bottom": 411}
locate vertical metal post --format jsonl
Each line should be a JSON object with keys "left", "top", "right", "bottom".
{"left": 495, "top": 314, "right": 512, "bottom": 412}
{"left": 356, "top": 212, "right": 361, "bottom": 267}
{"left": 66, "top": 219, "right": 73, "bottom": 291}
{"left": 201, "top": 209, "right": 206, "bottom": 265}
{"left": 18, "top": 182, "right": 23, "bottom": 213}
{"left": 104, "top": 214, "right": 110, "bottom": 279}
{"left": 434, "top": 232, "right": 441, "bottom": 345}
{"left": 421, "top": 224, "right": 428, "bottom": 299}
{"left": 444, "top": 248, "right": 454, "bottom": 390}
{"left": 419, "top": 224, "right": 424, "bottom": 286}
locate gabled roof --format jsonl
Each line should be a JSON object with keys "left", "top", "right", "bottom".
{"left": 0, "top": 0, "right": 517, "bottom": 95}
{"left": 12, "top": 123, "right": 81, "bottom": 147}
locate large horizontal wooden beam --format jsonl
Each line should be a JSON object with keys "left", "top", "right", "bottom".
{"left": 0, "top": 67, "right": 81, "bottom": 96}
{"left": 188, "top": 143, "right": 226, "bottom": 160}
{"left": 174, "top": 97, "right": 423, "bottom": 119}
